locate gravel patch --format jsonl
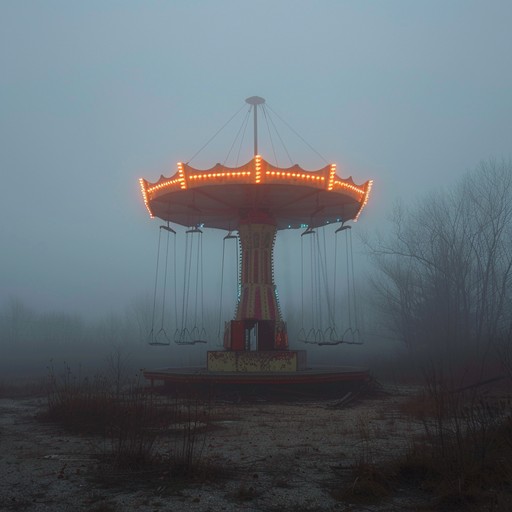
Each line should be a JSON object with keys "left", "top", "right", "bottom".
{"left": 0, "top": 387, "right": 422, "bottom": 511}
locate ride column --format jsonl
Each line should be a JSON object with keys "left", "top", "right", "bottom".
{"left": 236, "top": 210, "right": 280, "bottom": 319}
{"left": 230, "top": 209, "right": 287, "bottom": 351}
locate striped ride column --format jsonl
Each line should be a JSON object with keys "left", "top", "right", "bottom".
{"left": 235, "top": 217, "right": 281, "bottom": 322}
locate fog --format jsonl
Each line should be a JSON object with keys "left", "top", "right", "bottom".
{"left": 1, "top": 2, "right": 511, "bottom": 376}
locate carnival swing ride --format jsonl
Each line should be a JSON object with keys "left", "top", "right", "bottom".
{"left": 140, "top": 97, "right": 373, "bottom": 391}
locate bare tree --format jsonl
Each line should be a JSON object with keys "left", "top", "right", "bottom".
{"left": 369, "top": 159, "right": 512, "bottom": 383}
{"left": 0, "top": 296, "right": 36, "bottom": 345}
{"left": 126, "top": 293, "right": 153, "bottom": 344}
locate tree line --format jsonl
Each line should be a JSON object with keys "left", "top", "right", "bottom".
{"left": 368, "top": 159, "right": 512, "bottom": 383}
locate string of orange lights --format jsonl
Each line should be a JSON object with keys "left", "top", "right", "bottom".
{"left": 139, "top": 155, "right": 372, "bottom": 224}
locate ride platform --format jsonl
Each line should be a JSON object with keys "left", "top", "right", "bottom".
{"left": 143, "top": 362, "right": 370, "bottom": 399}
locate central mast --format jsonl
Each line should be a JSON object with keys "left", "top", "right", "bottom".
{"left": 229, "top": 96, "right": 286, "bottom": 352}
{"left": 245, "top": 96, "right": 265, "bottom": 157}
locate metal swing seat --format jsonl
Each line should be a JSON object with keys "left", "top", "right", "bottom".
{"left": 298, "top": 222, "right": 363, "bottom": 347}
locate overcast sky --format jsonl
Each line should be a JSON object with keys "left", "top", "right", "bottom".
{"left": 1, "top": 1, "right": 511, "bottom": 319}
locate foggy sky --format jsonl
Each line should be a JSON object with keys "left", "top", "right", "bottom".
{"left": 1, "top": 1, "right": 511, "bottom": 318}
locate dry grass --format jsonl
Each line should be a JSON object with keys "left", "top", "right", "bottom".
{"left": 42, "top": 364, "right": 225, "bottom": 484}
{"left": 0, "top": 377, "right": 46, "bottom": 399}
{"left": 334, "top": 461, "right": 393, "bottom": 503}
{"left": 336, "top": 380, "right": 512, "bottom": 510}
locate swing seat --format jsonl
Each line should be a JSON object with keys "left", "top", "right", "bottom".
{"left": 149, "top": 327, "right": 171, "bottom": 346}
{"left": 299, "top": 327, "right": 363, "bottom": 346}
{"left": 148, "top": 328, "right": 171, "bottom": 346}
{"left": 175, "top": 327, "right": 208, "bottom": 345}
{"left": 319, "top": 328, "right": 362, "bottom": 346}
{"left": 190, "top": 326, "right": 208, "bottom": 344}
{"left": 298, "top": 327, "right": 325, "bottom": 344}
{"left": 175, "top": 339, "right": 208, "bottom": 345}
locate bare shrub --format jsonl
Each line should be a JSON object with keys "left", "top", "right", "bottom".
{"left": 44, "top": 362, "right": 213, "bottom": 479}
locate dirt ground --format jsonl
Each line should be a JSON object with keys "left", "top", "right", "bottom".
{"left": 0, "top": 384, "right": 425, "bottom": 512}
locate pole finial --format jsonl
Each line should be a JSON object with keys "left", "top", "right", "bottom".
{"left": 245, "top": 96, "right": 265, "bottom": 106}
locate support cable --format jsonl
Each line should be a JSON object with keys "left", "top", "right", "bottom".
{"left": 299, "top": 233, "right": 306, "bottom": 341}
{"left": 236, "top": 107, "right": 251, "bottom": 167}
{"left": 199, "top": 231, "right": 207, "bottom": 341}
{"left": 160, "top": 225, "right": 171, "bottom": 331}
{"left": 187, "top": 103, "right": 246, "bottom": 164}
{"left": 177, "top": 228, "right": 207, "bottom": 344}
{"left": 345, "top": 227, "right": 352, "bottom": 331}
{"left": 217, "top": 232, "right": 238, "bottom": 345}
{"left": 321, "top": 227, "right": 336, "bottom": 340}
{"left": 319, "top": 227, "right": 334, "bottom": 327}
{"left": 299, "top": 224, "right": 362, "bottom": 346}
{"left": 217, "top": 237, "right": 227, "bottom": 344}
{"left": 180, "top": 229, "right": 192, "bottom": 341}
{"left": 194, "top": 232, "right": 200, "bottom": 329}
{"left": 266, "top": 103, "right": 329, "bottom": 165}
{"left": 224, "top": 107, "right": 251, "bottom": 166}
{"left": 149, "top": 228, "right": 163, "bottom": 343}
{"left": 154, "top": 227, "right": 172, "bottom": 344}
{"left": 312, "top": 230, "right": 321, "bottom": 341}
{"left": 349, "top": 228, "right": 360, "bottom": 341}
{"left": 333, "top": 227, "right": 339, "bottom": 333}
{"left": 149, "top": 224, "right": 176, "bottom": 345}
{"left": 262, "top": 105, "right": 279, "bottom": 167}
{"left": 173, "top": 229, "right": 178, "bottom": 339}
{"left": 264, "top": 105, "right": 294, "bottom": 166}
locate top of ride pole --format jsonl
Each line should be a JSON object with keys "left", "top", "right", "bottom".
{"left": 139, "top": 98, "right": 373, "bottom": 230}
{"left": 245, "top": 96, "right": 266, "bottom": 105}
